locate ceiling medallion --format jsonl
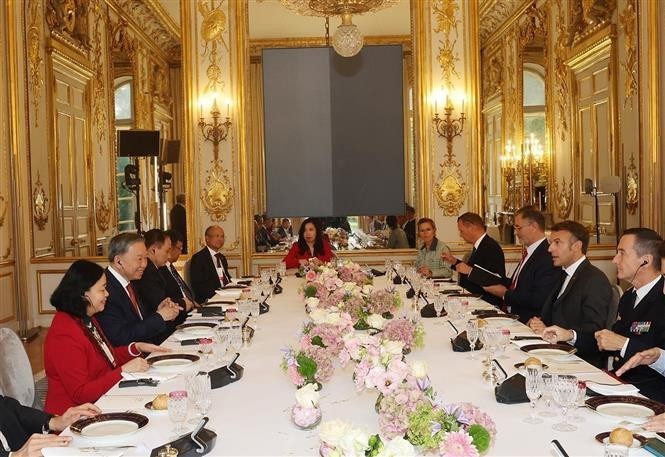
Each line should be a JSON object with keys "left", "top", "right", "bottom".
{"left": 279, "top": 0, "right": 399, "bottom": 57}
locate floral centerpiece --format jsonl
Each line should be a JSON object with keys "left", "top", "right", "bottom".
{"left": 291, "top": 383, "right": 322, "bottom": 429}
{"left": 281, "top": 345, "right": 333, "bottom": 388}
{"left": 380, "top": 318, "right": 425, "bottom": 353}
{"left": 319, "top": 420, "right": 415, "bottom": 457}
{"left": 325, "top": 227, "right": 349, "bottom": 249}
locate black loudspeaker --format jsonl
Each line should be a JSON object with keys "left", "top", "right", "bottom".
{"left": 117, "top": 130, "right": 160, "bottom": 157}
{"left": 160, "top": 139, "right": 180, "bottom": 164}
{"left": 583, "top": 178, "right": 594, "bottom": 195}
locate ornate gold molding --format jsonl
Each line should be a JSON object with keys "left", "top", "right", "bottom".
{"left": 198, "top": 0, "right": 229, "bottom": 95}
{"left": 110, "top": 16, "right": 136, "bottom": 61}
{"left": 518, "top": 3, "right": 546, "bottom": 47}
{"left": 481, "top": 43, "right": 502, "bottom": 100}
{"left": 554, "top": 0, "right": 569, "bottom": 140}
{"left": 434, "top": 158, "right": 468, "bottom": 217}
{"left": 27, "top": 0, "right": 44, "bottom": 127}
{"left": 553, "top": 177, "right": 573, "bottom": 220}
{"left": 94, "top": 190, "right": 112, "bottom": 232}
{"left": 112, "top": 0, "right": 181, "bottom": 59}
{"left": 249, "top": 35, "right": 411, "bottom": 56}
{"left": 32, "top": 171, "right": 50, "bottom": 230}
{"left": 1, "top": 245, "right": 10, "bottom": 261}
{"left": 432, "top": 0, "right": 460, "bottom": 89}
{"left": 625, "top": 150, "right": 638, "bottom": 215}
{"left": 619, "top": 0, "right": 637, "bottom": 109}
{"left": 479, "top": 0, "right": 530, "bottom": 46}
{"left": 91, "top": 1, "right": 107, "bottom": 144}
{"left": 45, "top": 0, "right": 92, "bottom": 53}
{"left": 0, "top": 195, "right": 7, "bottom": 228}
{"left": 201, "top": 159, "right": 234, "bottom": 222}
{"left": 568, "top": 0, "right": 616, "bottom": 47}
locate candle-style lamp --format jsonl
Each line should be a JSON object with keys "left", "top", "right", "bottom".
{"left": 198, "top": 95, "right": 232, "bottom": 160}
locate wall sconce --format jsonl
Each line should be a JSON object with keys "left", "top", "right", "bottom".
{"left": 500, "top": 134, "right": 549, "bottom": 211}
{"left": 198, "top": 96, "right": 231, "bottom": 160}
{"left": 432, "top": 90, "right": 466, "bottom": 160}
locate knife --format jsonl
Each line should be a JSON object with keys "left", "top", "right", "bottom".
{"left": 78, "top": 445, "right": 137, "bottom": 451}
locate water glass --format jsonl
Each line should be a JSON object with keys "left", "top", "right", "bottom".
{"left": 198, "top": 338, "right": 213, "bottom": 368}
{"left": 570, "top": 380, "right": 587, "bottom": 423}
{"left": 214, "top": 328, "right": 230, "bottom": 364}
{"left": 552, "top": 374, "right": 579, "bottom": 432}
{"left": 168, "top": 391, "right": 188, "bottom": 436}
{"left": 466, "top": 320, "right": 479, "bottom": 359}
{"left": 604, "top": 444, "right": 629, "bottom": 457}
{"left": 278, "top": 262, "right": 287, "bottom": 278}
{"left": 433, "top": 295, "right": 445, "bottom": 319}
{"left": 523, "top": 367, "right": 543, "bottom": 424}
{"left": 260, "top": 269, "right": 270, "bottom": 284}
{"left": 539, "top": 372, "right": 556, "bottom": 417}
{"left": 497, "top": 328, "right": 511, "bottom": 359}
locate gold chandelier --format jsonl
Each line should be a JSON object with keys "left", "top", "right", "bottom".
{"left": 279, "top": 0, "right": 399, "bottom": 57}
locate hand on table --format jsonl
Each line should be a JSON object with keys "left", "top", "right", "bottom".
{"left": 542, "top": 325, "right": 574, "bottom": 343}
{"left": 157, "top": 298, "right": 182, "bottom": 321}
{"left": 12, "top": 434, "right": 72, "bottom": 457}
{"left": 594, "top": 329, "right": 627, "bottom": 351}
{"left": 643, "top": 412, "right": 665, "bottom": 432}
{"left": 615, "top": 347, "right": 662, "bottom": 377}
{"left": 483, "top": 284, "right": 507, "bottom": 298}
{"left": 135, "top": 342, "right": 171, "bottom": 354}
{"left": 49, "top": 403, "right": 101, "bottom": 432}
{"left": 121, "top": 357, "right": 149, "bottom": 373}
{"left": 416, "top": 266, "right": 432, "bottom": 278}
{"left": 455, "top": 262, "right": 472, "bottom": 275}
{"left": 527, "top": 317, "right": 546, "bottom": 335}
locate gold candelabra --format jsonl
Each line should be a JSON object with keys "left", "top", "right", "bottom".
{"left": 433, "top": 99, "right": 466, "bottom": 161}
{"left": 500, "top": 135, "right": 548, "bottom": 210}
{"left": 198, "top": 98, "right": 231, "bottom": 160}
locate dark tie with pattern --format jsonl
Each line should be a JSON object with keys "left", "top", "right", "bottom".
{"left": 170, "top": 264, "right": 193, "bottom": 301}
{"left": 125, "top": 283, "right": 143, "bottom": 319}
{"left": 215, "top": 253, "right": 230, "bottom": 285}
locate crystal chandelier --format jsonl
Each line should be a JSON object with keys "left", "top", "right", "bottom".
{"left": 280, "top": 0, "right": 399, "bottom": 57}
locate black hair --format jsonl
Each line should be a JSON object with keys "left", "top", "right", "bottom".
{"left": 550, "top": 220, "right": 590, "bottom": 253}
{"left": 297, "top": 217, "right": 324, "bottom": 257}
{"left": 50, "top": 260, "right": 105, "bottom": 318}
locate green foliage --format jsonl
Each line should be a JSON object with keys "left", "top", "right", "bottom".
{"left": 296, "top": 353, "right": 317, "bottom": 380}
{"left": 407, "top": 403, "right": 459, "bottom": 451}
{"left": 468, "top": 424, "right": 491, "bottom": 454}
{"left": 311, "top": 335, "right": 325, "bottom": 348}
{"left": 413, "top": 324, "right": 426, "bottom": 348}
{"left": 354, "top": 318, "right": 370, "bottom": 330}
{"left": 303, "top": 285, "right": 317, "bottom": 298}
{"left": 365, "top": 434, "right": 383, "bottom": 457}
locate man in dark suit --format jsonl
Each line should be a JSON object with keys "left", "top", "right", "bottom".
{"left": 169, "top": 194, "right": 187, "bottom": 253}
{"left": 96, "top": 233, "right": 181, "bottom": 346}
{"left": 402, "top": 205, "right": 416, "bottom": 248}
{"left": 442, "top": 212, "right": 505, "bottom": 308}
{"left": 483, "top": 206, "right": 560, "bottom": 323}
{"left": 0, "top": 395, "right": 99, "bottom": 457}
{"left": 544, "top": 228, "right": 665, "bottom": 402}
{"left": 133, "top": 229, "right": 190, "bottom": 338}
{"left": 160, "top": 229, "right": 197, "bottom": 309}
{"left": 527, "top": 220, "right": 612, "bottom": 365}
{"left": 190, "top": 225, "right": 233, "bottom": 303}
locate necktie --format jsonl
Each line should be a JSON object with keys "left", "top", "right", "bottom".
{"left": 553, "top": 269, "right": 568, "bottom": 301}
{"left": 170, "top": 264, "right": 193, "bottom": 301}
{"left": 215, "top": 253, "right": 230, "bottom": 285}
{"left": 509, "top": 249, "right": 528, "bottom": 290}
{"left": 626, "top": 289, "right": 638, "bottom": 308}
{"left": 126, "top": 283, "right": 143, "bottom": 319}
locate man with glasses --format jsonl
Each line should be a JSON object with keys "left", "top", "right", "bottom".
{"left": 483, "top": 206, "right": 560, "bottom": 323}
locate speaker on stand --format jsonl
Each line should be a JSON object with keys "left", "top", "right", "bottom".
{"left": 583, "top": 176, "right": 621, "bottom": 244}
{"left": 158, "top": 139, "right": 180, "bottom": 228}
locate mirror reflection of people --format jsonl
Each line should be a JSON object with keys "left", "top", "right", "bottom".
{"left": 169, "top": 193, "right": 187, "bottom": 254}
{"left": 0, "top": 395, "right": 100, "bottom": 457}
{"left": 402, "top": 205, "right": 416, "bottom": 248}
{"left": 282, "top": 218, "right": 333, "bottom": 268}
{"left": 45, "top": 259, "right": 168, "bottom": 415}
{"left": 277, "top": 218, "right": 293, "bottom": 240}
{"left": 414, "top": 218, "right": 452, "bottom": 279}
{"left": 386, "top": 215, "right": 409, "bottom": 249}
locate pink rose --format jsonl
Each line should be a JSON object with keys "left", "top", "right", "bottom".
{"left": 305, "top": 270, "right": 317, "bottom": 282}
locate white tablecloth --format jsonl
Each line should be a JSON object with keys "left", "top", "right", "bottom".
{"left": 61, "top": 276, "right": 659, "bottom": 456}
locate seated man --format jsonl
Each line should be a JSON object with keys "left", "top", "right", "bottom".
{"left": 96, "top": 233, "right": 181, "bottom": 346}
{"left": 0, "top": 395, "right": 99, "bottom": 457}
{"left": 527, "top": 220, "right": 612, "bottom": 366}
{"left": 160, "top": 229, "right": 197, "bottom": 309}
{"left": 483, "top": 206, "right": 560, "bottom": 323}
{"left": 190, "top": 225, "right": 233, "bottom": 303}
{"left": 543, "top": 228, "right": 665, "bottom": 402}
{"left": 442, "top": 212, "right": 505, "bottom": 308}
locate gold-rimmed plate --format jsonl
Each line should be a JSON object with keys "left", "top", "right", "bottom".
{"left": 176, "top": 322, "right": 217, "bottom": 336}
{"left": 520, "top": 343, "right": 576, "bottom": 356}
{"left": 594, "top": 432, "right": 647, "bottom": 448}
{"left": 586, "top": 396, "right": 665, "bottom": 423}
{"left": 71, "top": 412, "right": 148, "bottom": 443}
{"left": 147, "top": 354, "right": 200, "bottom": 372}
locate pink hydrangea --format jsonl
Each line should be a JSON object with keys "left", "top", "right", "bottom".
{"left": 382, "top": 318, "right": 415, "bottom": 349}
{"left": 377, "top": 380, "right": 426, "bottom": 439}
{"left": 439, "top": 431, "right": 480, "bottom": 457}
{"left": 457, "top": 402, "right": 497, "bottom": 440}
{"left": 367, "top": 289, "right": 398, "bottom": 315}
{"left": 305, "top": 269, "right": 318, "bottom": 282}
{"left": 287, "top": 364, "right": 305, "bottom": 386}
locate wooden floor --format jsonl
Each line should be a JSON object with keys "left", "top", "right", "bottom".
{"left": 23, "top": 327, "right": 47, "bottom": 375}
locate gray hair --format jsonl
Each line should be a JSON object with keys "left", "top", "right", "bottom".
{"left": 108, "top": 232, "right": 144, "bottom": 263}
{"left": 176, "top": 194, "right": 186, "bottom": 205}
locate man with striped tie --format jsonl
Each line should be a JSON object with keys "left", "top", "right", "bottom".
{"left": 160, "top": 229, "right": 197, "bottom": 309}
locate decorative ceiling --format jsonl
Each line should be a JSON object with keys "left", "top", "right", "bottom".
{"left": 479, "top": 0, "right": 531, "bottom": 47}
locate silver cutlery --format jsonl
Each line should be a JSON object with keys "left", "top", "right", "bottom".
{"left": 78, "top": 445, "right": 136, "bottom": 452}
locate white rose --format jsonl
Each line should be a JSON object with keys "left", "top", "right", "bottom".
{"left": 295, "top": 383, "right": 320, "bottom": 408}
{"left": 338, "top": 428, "right": 370, "bottom": 457}
{"left": 410, "top": 360, "right": 428, "bottom": 379}
{"left": 366, "top": 314, "right": 386, "bottom": 330}
{"left": 362, "top": 285, "right": 374, "bottom": 295}
{"left": 325, "top": 312, "right": 341, "bottom": 325}
{"left": 343, "top": 282, "right": 357, "bottom": 292}
{"left": 305, "top": 297, "right": 320, "bottom": 308}
{"left": 319, "top": 420, "right": 352, "bottom": 447}
{"left": 377, "top": 437, "right": 416, "bottom": 457}
{"left": 309, "top": 309, "right": 327, "bottom": 324}
{"left": 381, "top": 340, "right": 404, "bottom": 357}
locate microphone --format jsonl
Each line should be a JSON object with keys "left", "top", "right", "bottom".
{"left": 628, "top": 259, "right": 648, "bottom": 286}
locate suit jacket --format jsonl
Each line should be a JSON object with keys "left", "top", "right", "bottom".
{"left": 190, "top": 247, "right": 231, "bottom": 303}
{"left": 576, "top": 276, "right": 665, "bottom": 401}
{"left": 169, "top": 204, "right": 187, "bottom": 253}
{"left": 132, "top": 260, "right": 187, "bottom": 334}
{"left": 503, "top": 239, "right": 560, "bottom": 323}
{"left": 0, "top": 395, "right": 51, "bottom": 456}
{"left": 540, "top": 259, "right": 612, "bottom": 365}
{"left": 44, "top": 312, "right": 133, "bottom": 415}
{"left": 159, "top": 264, "right": 195, "bottom": 306}
{"left": 96, "top": 268, "right": 168, "bottom": 346}
{"left": 460, "top": 234, "right": 506, "bottom": 308}
{"left": 403, "top": 219, "right": 416, "bottom": 248}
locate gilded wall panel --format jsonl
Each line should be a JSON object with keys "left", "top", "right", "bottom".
{"left": 0, "top": 271, "right": 16, "bottom": 323}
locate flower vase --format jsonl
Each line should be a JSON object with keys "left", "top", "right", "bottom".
{"left": 299, "top": 381, "right": 322, "bottom": 392}
{"left": 319, "top": 443, "right": 336, "bottom": 457}
{"left": 291, "top": 404, "right": 322, "bottom": 430}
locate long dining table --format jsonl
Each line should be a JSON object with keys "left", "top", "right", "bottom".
{"left": 58, "top": 275, "right": 662, "bottom": 456}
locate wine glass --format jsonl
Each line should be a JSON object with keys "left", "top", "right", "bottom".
{"left": 552, "top": 374, "right": 579, "bottom": 432}
{"left": 260, "top": 269, "right": 270, "bottom": 284}
{"left": 538, "top": 372, "right": 556, "bottom": 417}
{"left": 570, "top": 380, "right": 587, "bottom": 423}
{"left": 466, "top": 320, "right": 479, "bottom": 359}
{"left": 168, "top": 390, "right": 188, "bottom": 436}
{"left": 523, "top": 367, "right": 543, "bottom": 424}
{"left": 481, "top": 326, "right": 500, "bottom": 383}
{"left": 278, "top": 261, "right": 287, "bottom": 278}
{"left": 497, "top": 328, "right": 511, "bottom": 359}
{"left": 433, "top": 295, "right": 445, "bottom": 320}
{"left": 214, "top": 327, "right": 230, "bottom": 364}
{"left": 250, "top": 299, "right": 261, "bottom": 330}
{"left": 198, "top": 338, "right": 213, "bottom": 369}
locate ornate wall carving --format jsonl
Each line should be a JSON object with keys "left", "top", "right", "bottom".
{"left": 27, "top": 0, "right": 44, "bottom": 126}
{"left": 625, "top": 151, "right": 638, "bottom": 215}
{"left": 32, "top": 171, "right": 50, "bottom": 230}
{"left": 554, "top": 0, "right": 570, "bottom": 140}
{"left": 94, "top": 190, "right": 112, "bottom": 232}
{"left": 45, "top": 0, "right": 92, "bottom": 51}
{"left": 619, "top": 0, "right": 637, "bottom": 108}
{"left": 553, "top": 177, "right": 573, "bottom": 219}
{"left": 479, "top": 0, "right": 528, "bottom": 44}
{"left": 113, "top": 0, "right": 181, "bottom": 58}
{"left": 90, "top": 1, "right": 107, "bottom": 144}
{"left": 568, "top": 0, "right": 616, "bottom": 46}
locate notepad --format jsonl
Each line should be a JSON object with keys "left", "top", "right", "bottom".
{"left": 469, "top": 264, "right": 503, "bottom": 286}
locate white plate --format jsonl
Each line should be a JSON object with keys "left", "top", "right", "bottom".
{"left": 79, "top": 420, "right": 139, "bottom": 442}
{"left": 527, "top": 348, "right": 572, "bottom": 356}
{"left": 150, "top": 358, "right": 196, "bottom": 373}
{"left": 595, "top": 403, "right": 654, "bottom": 423}
{"left": 484, "top": 316, "right": 519, "bottom": 325}
{"left": 599, "top": 436, "right": 644, "bottom": 448}
{"left": 180, "top": 326, "right": 214, "bottom": 336}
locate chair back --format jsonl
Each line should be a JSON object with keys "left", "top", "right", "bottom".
{"left": 0, "top": 327, "right": 37, "bottom": 408}
{"left": 606, "top": 284, "right": 622, "bottom": 328}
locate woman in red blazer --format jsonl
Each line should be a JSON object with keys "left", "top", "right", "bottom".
{"left": 44, "top": 260, "right": 167, "bottom": 415}
{"left": 283, "top": 218, "right": 334, "bottom": 268}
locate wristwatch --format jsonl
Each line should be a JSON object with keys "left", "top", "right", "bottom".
{"left": 451, "top": 259, "right": 462, "bottom": 271}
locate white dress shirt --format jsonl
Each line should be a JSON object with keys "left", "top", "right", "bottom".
{"left": 557, "top": 255, "right": 587, "bottom": 299}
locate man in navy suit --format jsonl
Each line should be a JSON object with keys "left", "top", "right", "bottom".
{"left": 545, "top": 228, "right": 665, "bottom": 401}
{"left": 483, "top": 206, "right": 560, "bottom": 323}
{"left": 159, "top": 229, "right": 197, "bottom": 308}
{"left": 442, "top": 212, "right": 505, "bottom": 308}
{"left": 190, "top": 225, "right": 233, "bottom": 303}
{"left": 96, "top": 233, "right": 181, "bottom": 346}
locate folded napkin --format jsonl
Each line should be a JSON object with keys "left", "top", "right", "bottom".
{"left": 585, "top": 381, "right": 640, "bottom": 396}
{"left": 122, "top": 371, "right": 178, "bottom": 383}
{"left": 450, "top": 331, "right": 483, "bottom": 352}
{"left": 510, "top": 339, "right": 546, "bottom": 348}
{"left": 172, "top": 331, "right": 214, "bottom": 341}
{"left": 42, "top": 448, "right": 123, "bottom": 457}
{"left": 495, "top": 374, "right": 529, "bottom": 404}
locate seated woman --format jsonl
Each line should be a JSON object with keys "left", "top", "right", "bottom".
{"left": 44, "top": 260, "right": 168, "bottom": 415}
{"left": 414, "top": 218, "right": 453, "bottom": 278}
{"left": 0, "top": 395, "right": 99, "bottom": 457}
{"left": 386, "top": 215, "right": 409, "bottom": 249}
{"left": 283, "top": 218, "right": 333, "bottom": 268}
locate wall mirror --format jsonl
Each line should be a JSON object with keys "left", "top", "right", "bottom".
{"left": 247, "top": 0, "right": 416, "bottom": 254}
